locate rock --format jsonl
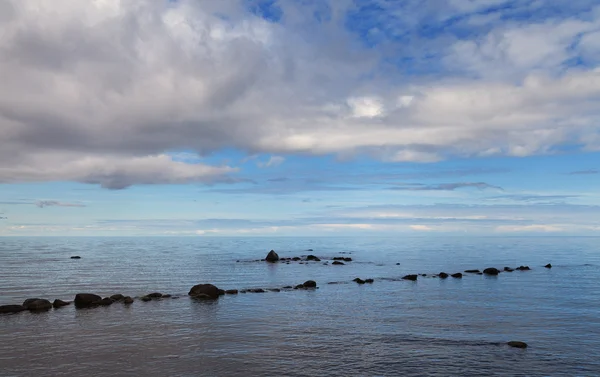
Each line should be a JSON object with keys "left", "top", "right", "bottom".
{"left": 544, "top": 263, "right": 552, "bottom": 269}
{"left": 464, "top": 269, "right": 480, "bottom": 273}
{"left": 23, "top": 298, "right": 52, "bottom": 311}
{"left": 402, "top": 274, "right": 418, "bottom": 281}
{"left": 192, "top": 294, "right": 214, "bottom": 300}
{"left": 396, "top": 263, "right": 401, "bottom": 265}
{"left": 364, "top": 278, "right": 374, "bottom": 284}
{"left": 265, "top": 250, "right": 280, "bottom": 262}
{"left": 140, "top": 296, "right": 152, "bottom": 302}
{"left": 162, "top": 294, "right": 172, "bottom": 298}
{"left": 306, "top": 255, "right": 321, "bottom": 261}
{"left": 353, "top": 278, "right": 365, "bottom": 284}
{"left": 147, "top": 292, "right": 163, "bottom": 298}
{"left": 333, "top": 257, "right": 352, "bottom": 262}
{"left": 218, "top": 289, "right": 225, "bottom": 296}
{"left": 248, "top": 288, "right": 265, "bottom": 293}
{"left": 439, "top": 272, "right": 449, "bottom": 279}
{"left": 110, "top": 294, "right": 125, "bottom": 302}
{"left": 303, "top": 280, "right": 317, "bottom": 288}
{"left": 98, "top": 297, "right": 113, "bottom": 306}
{"left": 269, "top": 288, "right": 281, "bottom": 292}
{"left": 225, "top": 289, "right": 238, "bottom": 295}
{"left": 282, "top": 286, "right": 293, "bottom": 289}
{"left": 52, "top": 299, "right": 71, "bottom": 308}
{"left": 451, "top": 273, "right": 463, "bottom": 278}
{"left": 507, "top": 341, "right": 528, "bottom": 349}
{"left": 307, "top": 249, "right": 314, "bottom": 252}
{"left": 483, "top": 268, "right": 500, "bottom": 275}
{"left": 504, "top": 267, "right": 514, "bottom": 272}
{"left": 332, "top": 261, "right": 345, "bottom": 265}
{"left": 70, "top": 256, "right": 81, "bottom": 259}
{"left": 123, "top": 296, "right": 134, "bottom": 304}
{"left": 294, "top": 284, "right": 304, "bottom": 289}
{"left": 421, "top": 274, "right": 427, "bottom": 277}
{"left": 74, "top": 293, "right": 103, "bottom": 309}
{"left": 292, "top": 257, "right": 301, "bottom": 261}
{"left": 188, "top": 284, "right": 220, "bottom": 300}
{"left": 516, "top": 266, "right": 531, "bottom": 271}
{"left": 0, "top": 305, "right": 26, "bottom": 314}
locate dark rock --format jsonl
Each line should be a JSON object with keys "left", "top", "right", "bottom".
{"left": 248, "top": 288, "right": 265, "bottom": 293}
{"left": 52, "top": 299, "right": 71, "bottom": 308}
{"left": 74, "top": 293, "right": 103, "bottom": 309}
{"left": 421, "top": 274, "right": 427, "bottom": 277}
{"left": 23, "top": 299, "right": 52, "bottom": 311}
{"left": 306, "top": 255, "right": 321, "bottom": 261}
{"left": 265, "top": 250, "right": 280, "bottom": 262}
{"left": 225, "top": 289, "right": 238, "bottom": 295}
{"left": 192, "top": 294, "right": 214, "bottom": 300}
{"left": 70, "top": 256, "right": 81, "bottom": 259}
{"left": 402, "top": 274, "right": 418, "bottom": 281}
{"left": 239, "top": 290, "right": 248, "bottom": 294}
{"left": 123, "top": 297, "right": 134, "bottom": 304}
{"left": 162, "top": 294, "right": 172, "bottom": 298}
{"left": 451, "top": 273, "right": 463, "bottom": 279}
{"left": 0, "top": 305, "right": 26, "bottom": 314}
{"left": 464, "top": 269, "right": 480, "bottom": 273}
{"left": 364, "top": 279, "right": 374, "bottom": 284}
{"left": 516, "top": 265, "right": 531, "bottom": 271}
{"left": 507, "top": 341, "right": 528, "bottom": 349}
{"left": 307, "top": 249, "right": 314, "bottom": 251}
{"left": 292, "top": 257, "right": 301, "bottom": 261}
{"left": 439, "top": 272, "right": 449, "bottom": 279}
{"left": 282, "top": 286, "right": 293, "bottom": 289}
{"left": 294, "top": 284, "right": 304, "bottom": 289}
{"left": 98, "top": 297, "right": 113, "bottom": 306}
{"left": 332, "top": 261, "right": 345, "bottom": 265}
{"left": 110, "top": 294, "right": 125, "bottom": 302}
{"left": 140, "top": 296, "right": 152, "bottom": 302}
{"left": 504, "top": 267, "right": 514, "bottom": 272}
{"left": 353, "top": 278, "right": 366, "bottom": 284}
{"left": 333, "top": 257, "right": 352, "bottom": 262}
{"left": 147, "top": 292, "right": 163, "bottom": 298}
{"left": 483, "top": 268, "right": 500, "bottom": 275}
{"left": 188, "top": 284, "right": 220, "bottom": 300}
{"left": 477, "top": 272, "right": 483, "bottom": 275}
{"left": 303, "top": 280, "right": 317, "bottom": 288}
{"left": 544, "top": 263, "right": 552, "bottom": 269}
{"left": 396, "top": 263, "right": 401, "bottom": 265}
{"left": 218, "top": 289, "right": 225, "bottom": 296}
{"left": 269, "top": 288, "right": 281, "bottom": 292}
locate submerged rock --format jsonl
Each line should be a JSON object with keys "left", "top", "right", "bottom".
{"left": 0, "top": 305, "right": 26, "bottom": 314}
{"left": 248, "top": 288, "right": 265, "bottom": 293}
{"left": 98, "top": 297, "right": 113, "bottom": 306}
{"left": 188, "top": 284, "right": 221, "bottom": 300}
{"left": 269, "top": 288, "right": 281, "bottom": 292}
{"left": 74, "top": 293, "right": 103, "bottom": 309}
{"left": 332, "top": 261, "right": 345, "bottom": 265}
{"left": 110, "top": 294, "right": 125, "bottom": 302}
{"left": 504, "top": 267, "right": 514, "bottom": 272}
{"left": 544, "top": 263, "right": 552, "bottom": 269}
{"left": 23, "top": 298, "right": 52, "bottom": 311}
{"left": 507, "top": 341, "right": 528, "bottom": 349}
{"left": 52, "top": 299, "right": 71, "bottom": 308}
{"left": 516, "top": 266, "right": 531, "bottom": 271}
{"left": 225, "top": 289, "right": 239, "bottom": 295}
{"left": 402, "top": 274, "right": 418, "bottom": 281}
{"left": 483, "top": 268, "right": 500, "bottom": 275}
{"left": 123, "top": 296, "right": 134, "bottom": 304}
{"left": 70, "top": 256, "right": 81, "bottom": 259}
{"left": 438, "top": 272, "right": 449, "bottom": 279}
{"left": 147, "top": 292, "right": 163, "bottom": 298}
{"left": 265, "top": 250, "right": 280, "bottom": 262}
{"left": 451, "top": 273, "right": 462, "bottom": 279}
{"left": 353, "top": 278, "right": 366, "bottom": 284}
{"left": 464, "top": 269, "right": 480, "bottom": 273}
{"left": 306, "top": 255, "right": 321, "bottom": 261}
{"left": 364, "top": 278, "right": 374, "bottom": 284}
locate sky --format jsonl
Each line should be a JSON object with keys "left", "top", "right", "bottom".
{"left": 1, "top": 0, "right": 600, "bottom": 236}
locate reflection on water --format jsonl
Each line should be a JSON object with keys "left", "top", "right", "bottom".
{"left": 1, "top": 236, "right": 600, "bottom": 376}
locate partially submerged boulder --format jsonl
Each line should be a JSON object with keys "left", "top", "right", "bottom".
{"left": 451, "top": 273, "right": 462, "bottom": 279}
{"left": 123, "top": 296, "right": 134, "bottom": 304}
{"left": 516, "top": 266, "right": 531, "bottom": 271}
{"left": 265, "top": 250, "right": 280, "bottom": 262}
{"left": 0, "top": 305, "right": 26, "bottom": 314}
{"left": 52, "top": 299, "right": 71, "bottom": 308}
{"left": 438, "top": 272, "right": 449, "bottom": 279}
{"left": 464, "top": 269, "right": 480, "bottom": 273}
{"left": 402, "top": 274, "right": 418, "bottom": 281}
{"left": 23, "top": 298, "right": 52, "bottom": 311}
{"left": 188, "top": 284, "right": 221, "bottom": 300}
{"left": 507, "top": 341, "right": 528, "bottom": 349}
{"left": 332, "top": 261, "right": 345, "bottom": 265}
{"left": 544, "top": 263, "right": 552, "bottom": 269}
{"left": 110, "top": 294, "right": 125, "bottom": 302}
{"left": 483, "top": 268, "right": 500, "bottom": 275}
{"left": 74, "top": 293, "right": 103, "bottom": 309}
{"left": 303, "top": 280, "right": 317, "bottom": 288}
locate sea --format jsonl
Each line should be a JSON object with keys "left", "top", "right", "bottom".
{"left": 1, "top": 236, "right": 599, "bottom": 377}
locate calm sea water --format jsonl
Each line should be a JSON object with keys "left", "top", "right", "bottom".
{"left": 1, "top": 236, "right": 599, "bottom": 376}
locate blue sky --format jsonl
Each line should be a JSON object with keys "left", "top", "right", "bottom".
{"left": 1, "top": 0, "right": 600, "bottom": 236}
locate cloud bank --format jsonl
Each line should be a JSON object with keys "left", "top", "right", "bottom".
{"left": 0, "top": 1, "right": 599, "bottom": 187}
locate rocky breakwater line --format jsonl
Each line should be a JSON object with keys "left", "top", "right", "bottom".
{"left": 261, "top": 249, "right": 353, "bottom": 265}
{"left": 189, "top": 280, "right": 319, "bottom": 299}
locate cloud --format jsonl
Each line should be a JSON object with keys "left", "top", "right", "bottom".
{"left": 568, "top": 169, "right": 598, "bottom": 175}
{"left": 258, "top": 156, "right": 285, "bottom": 168}
{"left": 35, "top": 200, "right": 85, "bottom": 208}
{"left": 486, "top": 194, "right": 579, "bottom": 203}
{"left": 0, "top": 0, "right": 599, "bottom": 189}
{"left": 409, "top": 225, "right": 433, "bottom": 231}
{"left": 391, "top": 182, "right": 503, "bottom": 191}
{"left": 495, "top": 224, "right": 564, "bottom": 233}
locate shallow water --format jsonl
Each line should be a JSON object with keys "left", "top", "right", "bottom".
{"left": 1, "top": 236, "right": 599, "bottom": 376}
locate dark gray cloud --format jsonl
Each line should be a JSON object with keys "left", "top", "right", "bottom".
{"left": 36, "top": 201, "right": 86, "bottom": 208}
{"left": 390, "top": 182, "right": 503, "bottom": 191}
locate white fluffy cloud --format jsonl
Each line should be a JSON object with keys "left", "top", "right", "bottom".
{"left": 1, "top": 0, "right": 600, "bottom": 187}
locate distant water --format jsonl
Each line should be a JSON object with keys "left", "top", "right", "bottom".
{"left": 1, "top": 236, "right": 600, "bottom": 376}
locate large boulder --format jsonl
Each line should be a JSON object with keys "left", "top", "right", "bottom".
{"left": 0, "top": 305, "right": 26, "bottom": 314}
{"left": 483, "top": 268, "right": 500, "bottom": 275}
{"left": 265, "top": 250, "right": 279, "bottom": 262}
{"left": 74, "top": 293, "right": 102, "bottom": 309}
{"left": 52, "top": 299, "right": 71, "bottom": 308}
{"left": 303, "top": 280, "right": 317, "bottom": 288}
{"left": 23, "top": 298, "right": 52, "bottom": 311}
{"left": 110, "top": 294, "right": 125, "bottom": 302}
{"left": 438, "top": 272, "right": 449, "bottom": 279}
{"left": 188, "top": 284, "right": 220, "bottom": 300}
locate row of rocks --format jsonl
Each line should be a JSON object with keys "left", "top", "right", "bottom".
{"left": 264, "top": 250, "right": 352, "bottom": 265}
{"left": 397, "top": 264, "right": 550, "bottom": 281}
{"left": 188, "top": 280, "right": 318, "bottom": 300}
